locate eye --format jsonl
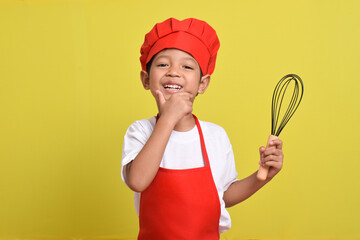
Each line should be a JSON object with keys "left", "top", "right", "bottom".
{"left": 183, "top": 65, "right": 194, "bottom": 70}
{"left": 157, "top": 63, "right": 168, "bottom": 67}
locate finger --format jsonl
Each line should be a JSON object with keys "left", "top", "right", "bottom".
{"left": 263, "top": 160, "right": 283, "bottom": 169}
{"left": 263, "top": 147, "right": 277, "bottom": 156}
{"left": 259, "top": 146, "right": 265, "bottom": 161}
{"left": 263, "top": 154, "right": 283, "bottom": 163}
{"left": 176, "top": 91, "right": 194, "bottom": 101}
{"left": 269, "top": 139, "right": 283, "bottom": 150}
{"left": 259, "top": 146, "right": 265, "bottom": 152}
{"left": 263, "top": 148, "right": 282, "bottom": 157}
{"left": 258, "top": 161, "right": 266, "bottom": 167}
{"left": 156, "top": 90, "right": 166, "bottom": 106}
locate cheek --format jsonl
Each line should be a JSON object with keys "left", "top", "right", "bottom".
{"left": 191, "top": 71, "right": 202, "bottom": 82}
{"left": 147, "top": 76, "right": 157, "bottom": 89}
{"left": 148, "top": 71, "right": 163, "bottom": 84}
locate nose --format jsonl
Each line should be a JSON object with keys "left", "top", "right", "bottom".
{"left": 166, "top": 65, "right": 180, "bottom": 77}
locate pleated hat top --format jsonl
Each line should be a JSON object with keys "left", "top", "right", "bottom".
{"left": 140, "top": 18, "right": 220, "bottom": 75}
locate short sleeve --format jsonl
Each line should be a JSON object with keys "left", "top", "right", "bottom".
{"left": 199, "top": 121, "right": 239, "bottom": 233}
{"left": 212, "top": 125, "right": 238, "bottom": 192}
{"left": 222, "top": 144, "right": 239, "bottom": 192}
{"left": 202, "top": 121, "right": 238, "bottom": 192}
{"left": 121, "top": 118, "right": 155, "bottom": 185}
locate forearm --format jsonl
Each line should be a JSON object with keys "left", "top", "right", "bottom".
{"left": 223, "top": 171, "right": 271, "bottom": 208}
{"left": 126, "top": 116, "right": 175, "bottom": 192}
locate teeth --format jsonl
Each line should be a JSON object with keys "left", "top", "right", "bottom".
{"left": 164, "top": 84, "right": 182, "bottom": 90}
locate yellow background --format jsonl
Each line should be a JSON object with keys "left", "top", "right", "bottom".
{"left": 1, "top": 0, "right": 359, "bottom": 239}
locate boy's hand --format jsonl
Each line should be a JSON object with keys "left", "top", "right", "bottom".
{"left": 156, "top": 90, "right": 194, "bottom": 126}
{"left": 258, "top": 139, "right": 284, "bottom": 179}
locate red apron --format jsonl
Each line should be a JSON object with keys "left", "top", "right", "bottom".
{"left": 138, "top": 115, "right": 221, "bottom": 240}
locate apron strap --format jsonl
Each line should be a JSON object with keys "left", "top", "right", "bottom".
{"left": 193, "top": 115, "right": 211, "bottom": 168}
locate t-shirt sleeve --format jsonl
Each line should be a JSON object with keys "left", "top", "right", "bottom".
{"left": 222, "top": 143, "right": 239, "bottom": 192}
{"left": 214, "top": 124, "right": 239, "bottom": 192}
{"left": 204, "top": 121, "right": 239, "bottom": 193}
{"left": 121, "top": 119, "right": 153, "bottom": 186}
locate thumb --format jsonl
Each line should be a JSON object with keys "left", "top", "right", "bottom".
{"left": 259, "top": 146, "right": 265, "bottom": 160}
{"left": 156, "top": 90, "right": 166, "bottom": 106}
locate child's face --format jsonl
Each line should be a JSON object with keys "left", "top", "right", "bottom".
{"left": 141, "top": 49, "right": 210, "bottom": 102}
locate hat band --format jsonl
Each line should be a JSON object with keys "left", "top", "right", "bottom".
{"left": 146, "top": 31, "right": 210, "bottom": 75}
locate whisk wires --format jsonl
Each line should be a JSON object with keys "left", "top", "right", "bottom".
{"left": 271, "top": 74, "right": 304, "bottom": 136}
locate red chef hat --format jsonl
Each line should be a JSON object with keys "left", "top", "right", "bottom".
{"left": 140, "top": 18, "right": 220, "bottom": 75}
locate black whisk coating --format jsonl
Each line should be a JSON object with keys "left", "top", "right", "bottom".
{"left": 271, "top": 74, "right": 304, "bottom": 136}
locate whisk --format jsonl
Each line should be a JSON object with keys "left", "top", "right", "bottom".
{"left": 257, "top": 74, "right": 304, "bottom": 181}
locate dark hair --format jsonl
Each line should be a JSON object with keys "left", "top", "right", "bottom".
{"left": 145, "top": 53, "right": 203, "bottom": 80}
{"left": 146, "top": 56, "right": 155, "bottom": 74}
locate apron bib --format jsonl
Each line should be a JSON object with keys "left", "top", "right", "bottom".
{"left": 138, "top": 115, "right": 221, "bottom": 240}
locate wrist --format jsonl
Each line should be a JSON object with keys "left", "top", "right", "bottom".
{"left": 158, "top": 111, "right": 183, "bottom": 128}
{"left": 156, "top": 113, "right": 177, "bottom": 130}
{"left": 254, "top": 170, "right": 272, "bottom": 185}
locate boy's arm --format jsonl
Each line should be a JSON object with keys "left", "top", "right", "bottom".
{"left": 223, "top": 139, "right": 283, "bottom": 208}
{"left": 125, "top": 116, "right": 174, "bottom": 192}
{"left": 125, "top": 91, "right": 194, "bottom": 192}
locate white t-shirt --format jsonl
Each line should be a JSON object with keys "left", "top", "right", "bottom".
{"left": 121, "top": 116, "right": 239, "bottom": 233}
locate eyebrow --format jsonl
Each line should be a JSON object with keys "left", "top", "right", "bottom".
{"left": 154, "top": 55, "right": 169, "bottom": 61}
{"left": 154, "top": 55, "right": 197, "bottom": 64}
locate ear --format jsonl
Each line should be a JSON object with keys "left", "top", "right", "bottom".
{"left": 198, "top": 74, "right": 211, "bottom": 94}
{"left": 140, "top": 70, "right": 150, "bottom": 90}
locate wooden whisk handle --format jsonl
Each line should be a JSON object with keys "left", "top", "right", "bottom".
{"left": 257, "top": 135, "right": 279, "bottom": 181}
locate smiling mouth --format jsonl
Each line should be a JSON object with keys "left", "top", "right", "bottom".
{"left": 163, "top": 84, "right": 183, "bottom": 92}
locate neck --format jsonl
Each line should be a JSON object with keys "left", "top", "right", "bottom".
{"left": 173, "top": 114, "right": 196, "bottom": 132}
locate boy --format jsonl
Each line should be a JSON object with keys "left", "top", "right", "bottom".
{"left": 121, "top": 18, "right": 284, "bottom": 239}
